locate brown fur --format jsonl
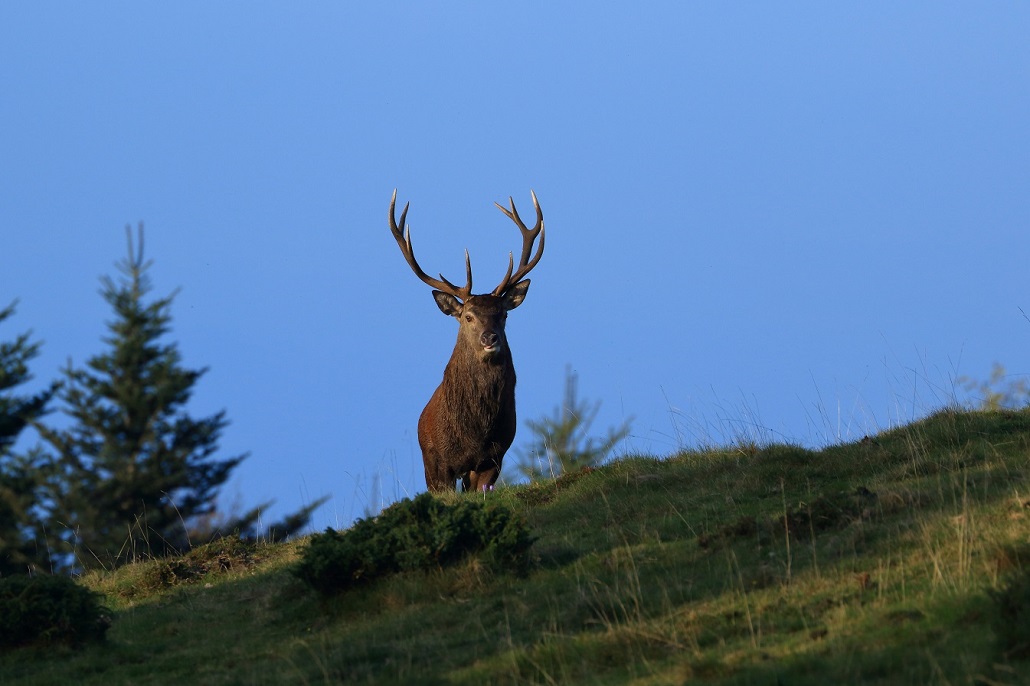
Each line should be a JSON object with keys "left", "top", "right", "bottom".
{"left": 388, "top": 190, "right": 544, "bottom": 492}
{"left": 418, "top": 288, "right": 527, "bottom": 492}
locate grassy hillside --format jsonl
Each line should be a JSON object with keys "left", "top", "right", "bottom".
{"left": 4, "top": 408, "right": 1030, "bottom": 685}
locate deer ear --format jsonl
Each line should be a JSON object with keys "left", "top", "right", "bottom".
{"left": 432, "top": 291, "right": 463, "bottom": 317}
{"left": 504, "top": 280, "right": 530, "bottom": 310}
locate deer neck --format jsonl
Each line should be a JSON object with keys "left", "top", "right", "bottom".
{"left": 443, "top": 342, "right": 515, "bottom": 411}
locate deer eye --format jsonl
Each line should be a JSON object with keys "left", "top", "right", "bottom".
{"left": 465, "top": 315, "right": 473, "bottom": 323}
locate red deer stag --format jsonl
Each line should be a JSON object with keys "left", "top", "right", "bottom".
{"left": 388, "top": 190, "right": 545, "bottom": 492}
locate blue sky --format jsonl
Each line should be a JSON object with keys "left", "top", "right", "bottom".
{"left": 2, "top": 4, "right": 1028, "bottom": 529}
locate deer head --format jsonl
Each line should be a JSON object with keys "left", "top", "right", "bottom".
{"left": 388, "top": 190, "right": 544, "bottom": 360}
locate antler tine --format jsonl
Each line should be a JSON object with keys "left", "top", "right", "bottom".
{"left": 435, "top": 249, "right": 473, "bottom": 299}
{"left": 389, "top": 190, "right": 473, "bottom": 301}
{"left": 492, "top": 190, "right": 545, "bottom": 296}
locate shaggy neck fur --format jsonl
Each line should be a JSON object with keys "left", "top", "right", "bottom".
{"left": 441, "top": 342, "right": 516, "bottom": 452}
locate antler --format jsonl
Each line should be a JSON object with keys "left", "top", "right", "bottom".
{"left": 389, "top": 190, "right": 473, "bottom": 301}
{"left": 491, "top": 190, "right": 545, "bottom": 296}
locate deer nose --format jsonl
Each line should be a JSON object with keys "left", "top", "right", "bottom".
{"left": 481, "top": 331, "right": 499, "bottom": 349}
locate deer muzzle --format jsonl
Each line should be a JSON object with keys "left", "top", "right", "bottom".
{"left": 480, "top": 331, "right": 501, "bottom": 353}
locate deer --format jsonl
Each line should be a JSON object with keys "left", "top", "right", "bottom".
{"left": 388, "top": 189, "right": 545, "bottom": 493}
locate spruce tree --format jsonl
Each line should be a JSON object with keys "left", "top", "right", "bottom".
{"left": 514, "top": 366, "right": 633, "bottom": 482}
{"left": 38, "top": 226, "right": 248, "bottom": 570}
{"left": 0, "top": 302, "right": 59, "bottom": 575}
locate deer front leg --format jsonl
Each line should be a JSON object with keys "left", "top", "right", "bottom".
{"left": 464, "top": 464, "right": 500, "bottom": 493}
{"left": 425, "top": 459, "right": 457, "bottom": 493}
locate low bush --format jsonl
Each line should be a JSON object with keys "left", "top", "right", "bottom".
{"left": 0, "top": 574, "right": 110, "bottom": 649}
{"left": 990, "top": 565, "right": 1030, "bottom": 659}
{"left": 294, "top": 493, "right": 535, "bottom": 595}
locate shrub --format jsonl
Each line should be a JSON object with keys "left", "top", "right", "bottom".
{"left": 294, "top": 493, "right": 535, "bottom": 595}
{"left": 0, "top": 574, "right": 110, "bottom": 649}
{"left": 989, "top": 566, "right": 1030, "bottom": 659}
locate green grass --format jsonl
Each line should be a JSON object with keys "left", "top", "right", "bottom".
{"left": 5, "top": 408, "right": 1030, "bottom": 685}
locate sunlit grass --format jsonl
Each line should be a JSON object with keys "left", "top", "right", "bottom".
{"left": 4, "top": 408, "right": 1030, "bottom": 685}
